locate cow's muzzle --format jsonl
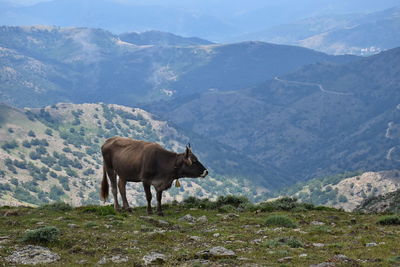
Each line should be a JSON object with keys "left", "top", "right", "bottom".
{"left": 200, "top": 169, "right": 208, "bottom": 178}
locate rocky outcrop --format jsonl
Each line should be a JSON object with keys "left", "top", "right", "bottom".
{"left": 355, "top": 189, "right": 400, "bottom": 214}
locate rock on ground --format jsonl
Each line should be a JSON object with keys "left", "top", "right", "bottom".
{"left": 178, "top": 214, "right": 195, "bottom": 223}
{"left": 140, "top": 216, "right": 170, "bottom": 227}
{"left": 310, "top": 263, "right": 336, "bottom": 267}
{"left": 189, "top": 236, "right": 202, "bottom": 241}
{"left": 278, "top": 256, "right": 293, "bottom": 263}
{"left": 199, "top": 246, "right": 236, "bottom": 259}
{"left": 5, "top": 245, "right": 60, "bottom": 265}
{"left": 143, "top": 252, "right": 167, "bottom": 265}
{"left": 197, "top": 215, "right": 208, "bottom": 223}
{"left": 98, "top": 255, "right": 129, "bottom": 264}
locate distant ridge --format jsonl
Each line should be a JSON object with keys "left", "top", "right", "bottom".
{"left": 119, "top": 30, "right": 213, "bottom": 46}
{"left": 0, "top": 25, "right": 356, "bottom": 107}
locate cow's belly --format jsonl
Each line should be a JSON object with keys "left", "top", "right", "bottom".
{"left": 125, "top": 177, "right": 141, "bottom": 182}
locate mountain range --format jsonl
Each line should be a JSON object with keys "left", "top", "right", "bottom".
{"left": 1, "top": 0, "right": 399, "bottom": 43}
{"left": 0, "top": 25, "right": 356, "bottom": 107}
{"left": 145, "top": 46, "right": 400, "bottom": 183}
{"left": 239, "top": 6, "right": 400, "bottom": 55}
{"left": 1, "top": 25, "right": 400, "bottom": 207}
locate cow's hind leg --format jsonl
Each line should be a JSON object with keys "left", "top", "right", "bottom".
{"left": 156, "top": 190, "right": 164, "bottom": 216}
{"left": 118, "top": 177, "right": 131, "bottom": 212}
{"left": 143, "top": 183, "right": 153, "bottom": 215}
{"left": 107, "top": 168, "right": 120, "bottom": 211}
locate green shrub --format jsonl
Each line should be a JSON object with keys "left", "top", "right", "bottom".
{"left": 80, "top": 205, "right": 116, "bottom": 216}
{"left": 85, "top": 222, "right": 98, "bottom": 228}
{"left": 0, "top": 183, "right": 11, "bottom": 191}
{"left": 40, "top": 202, "right": 73, "bottom": 212}
{"left": 238, "top": 202, "right": 257, "bottom": 211}
{"left": 216, "top": 195, "right": 249, "bottom": 208}
{"left": 389, "top": 256, "right": 400, "bottom": 263}
{"left": 258, "top": 197, "right": 315, "bottom": 212}
{"left": 49, "top": 185, "right": 65, "bottom": 201}
{"left": 313, "top": 206, "right": 340, "bottom": 211}
{"left": 218, "top": 204, "right": 236, "bottom": 213}
{"left": 338, "top": 194, "right": 348, "bottom": 203}
{"left": 262, "top": 237, "right": 303, "bottom": 248}
{"left": 182, "top": 197, "right": 216, "bottom": 209}
{"left": 263, "top": 239, "right": 280, "bottom": 248}
{"left": 377, "top": 215, "right": 400, "bottom": 225}
{"left": 45, "top": 129, "right": 53, "bottom": 136}
{"left": 13, "top": 187, "right": 40, "bottom": 205}
{"left": 28, "top": 130, "right": 36, "bottom": 137}
{"left": 265, "top": 215, "right": 297, "bottom": 228}
{"left": 21, "top": 226, "right": 60, "bottom": 243}
{"left": 287, "top": 237, "right": 303, "bottom": 248}
{"left": 1, "top": 140, "right": 19, "bottom": 150}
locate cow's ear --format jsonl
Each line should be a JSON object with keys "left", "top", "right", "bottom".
{"left": 185, "top": 146, "right": 191, "bottom": 158}
{"left": 185, "top": 146, "right": 192, "bottom": 166}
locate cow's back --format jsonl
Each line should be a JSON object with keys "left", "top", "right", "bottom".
{"left": 102, "top": 137, "right": 146, "bottom": 165}
{"left": 101, "top": 137, "right": 163, "bottom": 180}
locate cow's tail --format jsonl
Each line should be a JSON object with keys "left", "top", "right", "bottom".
{"left": 100, "top": 164, "right": 109, "bottom": 202}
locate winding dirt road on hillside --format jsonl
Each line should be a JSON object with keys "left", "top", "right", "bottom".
{"left": 274, "top": 77, "right": 353, "bottom": 96}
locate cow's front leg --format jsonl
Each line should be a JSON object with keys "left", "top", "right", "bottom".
{"left": 156, "top": 190, "right": 164, "bottom": 216}
{"left": 143, "top": 183, "right": 153, "bottom": 215}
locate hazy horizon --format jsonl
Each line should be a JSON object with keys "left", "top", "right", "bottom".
{"left": 0, "top": 0, "right": 399, "bottom": 42}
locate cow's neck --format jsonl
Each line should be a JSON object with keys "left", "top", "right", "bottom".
{"left": 174, "top": 153, "right": 187, "bottom": 179}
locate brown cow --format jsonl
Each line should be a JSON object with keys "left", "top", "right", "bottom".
{"left": 100, "top": 137, "right": 208, "bottom": 215}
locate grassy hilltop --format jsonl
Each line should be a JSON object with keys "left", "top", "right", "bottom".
{"left": 0, "top": 197, "right": 399, "bottom": 266}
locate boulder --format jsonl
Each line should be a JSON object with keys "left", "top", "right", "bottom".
{"left": 98, "top": 255, "right": 129, "bottom": 264}
{"left": 197, "top": 215, "right": 208, "bottom": 223}
{"left": 6, "top": 245, "right": 60, "bottom": 265}
{"left": 143, "top": 252, "right": 167, "bottom": 265}
{"left": 178, "top": 214, "right": 195, "bottom": 223}
{"left": 199, "top": 246, "right": 236, "bottom": 259}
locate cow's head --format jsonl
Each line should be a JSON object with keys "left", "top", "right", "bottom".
{"left": 177, "top": 145, "right": 208, "bottom": 178}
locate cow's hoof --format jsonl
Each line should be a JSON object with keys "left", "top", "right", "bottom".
{"left": 123, "top": 207, "right": 133, "bottom": 213}
{"left": 147, "top": 209, "right": 153, "bottom": 215}
{"left": 157, "top": 211, "right": 164, "bottom": 217}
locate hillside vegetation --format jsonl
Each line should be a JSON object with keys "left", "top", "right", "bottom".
{"left": 356, "top": 188, "right": 400, "bottom": 214}
{"left": 278, "top": 170, "right": 400, "bottom": 211}
{"left": 0, "top": 197, "right": 399, "bottom": 266}
{"left": 0, "top": 103, "right": 270, "bottom": 207}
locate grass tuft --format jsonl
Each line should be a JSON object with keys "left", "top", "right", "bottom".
{"left": 376, "top": 215, "right": 400, "bottom": 225}
{"left": 265, "top": 215, "right": 297, "bottom": 228}
{"left": 85, "top": 221, "right": 98, "bottom": 228}
{"left": 39, "top": 202, "right": 73, "bottom": 212}
{"left": 215, "top": 195, "right": 249, "bottom": 208}
{"left": 79, "top": 205, "right": 116, "bottom": 216}
{"left": 21, "top": 226, "right": 60, "bottom": 243}
{"left": 262, "top": 237, "right": 303, "bottom": 248}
